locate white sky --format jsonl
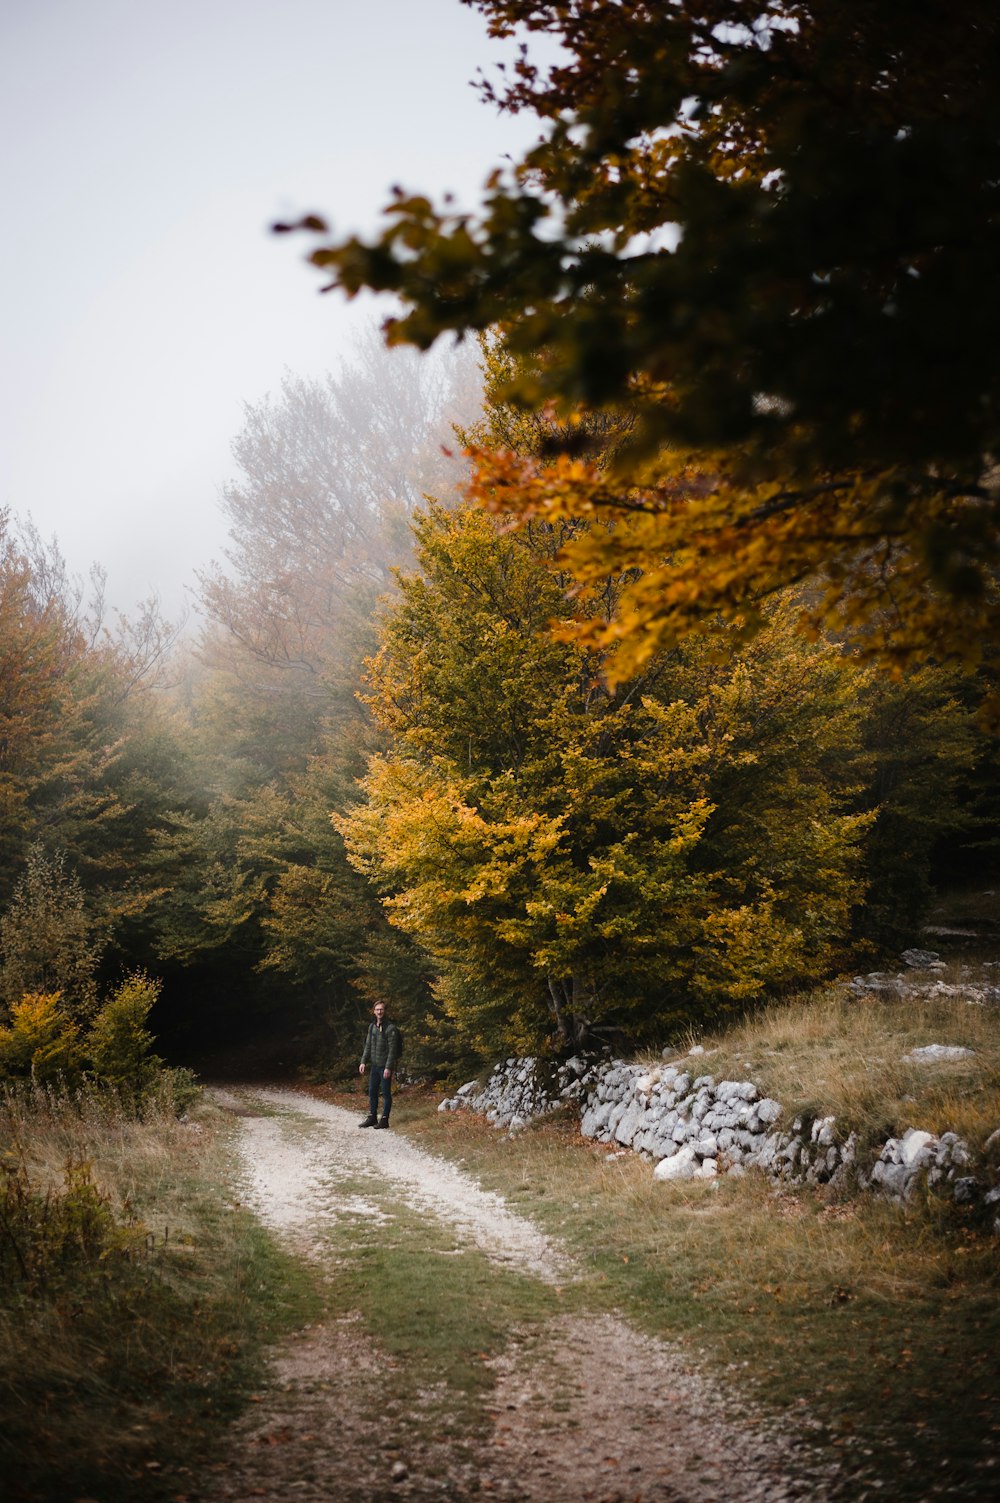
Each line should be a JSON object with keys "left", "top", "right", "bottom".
{"left": 0, "top": 0, "right": 541, "bottom": 618}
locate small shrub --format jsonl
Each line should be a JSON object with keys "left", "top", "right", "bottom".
{"left": 0, "top": 1154, "right": 144, "bottom": 1292}
{"left": 0, "top": 992, "right": 81, "bottom": 1084}
{"left": 85, "top": 972, "right": 163, "bottom": 1100}
{"left": 0, "top": 846, "right": 104, "bottom": 1022}
{"left": 159, "top": 1065, "right": 202, "bottom": 1116}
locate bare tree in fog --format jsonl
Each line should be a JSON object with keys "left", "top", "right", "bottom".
{"left": 198, "top": 331, "right": 480, "bottom": 699}
{"left": 15, "top": 514, "right": 184, "bottom": 698}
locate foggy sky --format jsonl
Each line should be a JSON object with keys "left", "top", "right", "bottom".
{"left": 0, "top": 0, "right": 539, "bottom": 619}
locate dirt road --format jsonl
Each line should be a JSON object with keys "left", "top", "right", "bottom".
{"left": 196, "top": 1087, "right": 835, "bottom": 1503}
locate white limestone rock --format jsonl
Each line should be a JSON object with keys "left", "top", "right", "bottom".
{"left": 754, "top": 1134, "right": 783, "bottom": 1171}
{"left": 718, "top": 1080, "right": 758, "bottom": 1102}
{"left": 900, "top": 948, "right": 943, "bottom": 968}
{"left": 615, "top": 1097, "right": 646, "bottom": 1146}
{"left": 900, "top": 1128, "right": 936, "bottom": 1166}
{"left": 871, "top": 1159, "right": 908, "bottom": 1195}
{"left": 654, "top": 1144, "right": 699, "bottom": 1180}
{"left": 580, "top": 1100, "right": 613, "bottom": 1138}
{"left": 904, "top": 1044, "right": 976, "bottom": 1062}
{"left": 850, "top": 972, "right": 905, "bottom": 996}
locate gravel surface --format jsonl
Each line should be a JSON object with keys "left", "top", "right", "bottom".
{"left": 232, "top": 1087, "right": 571, "bottom": 1281}
{"left": 195, "top": 1086, "right": 838, "bottom": 1503}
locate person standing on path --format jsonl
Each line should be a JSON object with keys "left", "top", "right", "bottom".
{"left": 358, "top": 1001, "right": 400, "bottom": 1129}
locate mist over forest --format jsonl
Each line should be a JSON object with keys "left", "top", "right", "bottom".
{"left": 4, "top": 10, "right": 1000, "bottom": 1502}
{"left": 0, "top": 334, "right": 480, "bottom": 1069}
{"left": 2, "top": 324, "right": 997, "bottom": 1081}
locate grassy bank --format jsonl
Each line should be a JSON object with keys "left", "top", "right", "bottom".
{"left": 688, "top": 967, "right": 1000, "bottom": 1155}
{"left": 369, "top": 981, "right": 1000, "bottom": 1501}
{"left": 0, "top": 1080, "right": 319, "bottom": 1503}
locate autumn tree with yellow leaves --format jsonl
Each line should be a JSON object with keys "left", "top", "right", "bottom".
{"left": 338, "top": 500, "right": 875, "bottom": 1054}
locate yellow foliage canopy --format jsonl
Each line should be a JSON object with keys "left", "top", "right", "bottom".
{"left": 336, "top": 502, "right": 875, "bottom": 1052}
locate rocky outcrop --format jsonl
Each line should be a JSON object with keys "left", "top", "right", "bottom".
{"left": 849, "top": 948, "right": 1000, "bottom": 1005}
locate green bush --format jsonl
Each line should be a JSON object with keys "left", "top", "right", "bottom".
{"left": 160, "top": 1065, "right": 202, "bottom": 1116}
{"left": 85, "top": 972, "right": 163, "bottom": 1099}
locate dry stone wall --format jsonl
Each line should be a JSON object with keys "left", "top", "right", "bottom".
{"left": 439, "top": 1050, "right": 999, "bottom": 1226}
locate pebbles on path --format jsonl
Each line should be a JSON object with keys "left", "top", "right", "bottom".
{"left": 198, "top": 1086, "right": 836, "bottom": 1503}
{"left": 230, "top": 1086, "right": 571, "bottom": 1282}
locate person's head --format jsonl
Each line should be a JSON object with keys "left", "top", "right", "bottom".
{"left": 373, "top": 1002, "right": 386, "bottom": 1023}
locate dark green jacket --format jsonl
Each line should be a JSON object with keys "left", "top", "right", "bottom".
{"left": 362, "top": 1019, "right": 400, "bottom": 1072}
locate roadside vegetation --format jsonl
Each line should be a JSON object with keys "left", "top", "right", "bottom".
{"left": 0, "top": 1079, "right": 318, "bottom": 1503}
{"left": 1, "top": 967, "right": 997, "bottom": 1500}
{"left": 690, "top": 969, "right": 1000, "bottom": 1156}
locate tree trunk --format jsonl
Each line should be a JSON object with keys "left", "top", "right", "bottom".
{"left": 546, "top": 976, "right": 570, "bottom": 1047}
{"left": 547, "top": 973, "right": 594, "bottom": 1052}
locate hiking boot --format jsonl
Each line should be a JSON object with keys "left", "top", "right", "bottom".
{"left": 358, "top": 1114, "right": 378, "bottom": 1128}
{"left": 375, "top": 1115, "right": 390, "bottom": 1129}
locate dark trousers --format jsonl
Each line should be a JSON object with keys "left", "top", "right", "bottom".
{"left": 368, "top": 1066, "right": 392, "bottom": 1120}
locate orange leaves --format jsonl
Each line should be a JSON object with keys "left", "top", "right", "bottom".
{"left": 462, "top": 433, "right": 1000, "bottom": 705}
{"left": 280, "top": 0, "right": 1000, "bottom": 714}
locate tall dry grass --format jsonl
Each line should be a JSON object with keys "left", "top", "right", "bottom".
{"left": 0, "top": 1078, "right": 316, "bottom": 1503}
{"left": 659, "top": 972, "right": 1000, "bottom": 1149}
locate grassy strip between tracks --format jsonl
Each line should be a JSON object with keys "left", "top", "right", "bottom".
{"left": 350, "top": 1066, "right": 1000, "bottom": 1503}
{"left": 308, "top": 1166, "right": 558, "bottom": 1480}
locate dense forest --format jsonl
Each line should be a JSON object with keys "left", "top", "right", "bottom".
{"left": 1, "top": 323, "right": 995, "bottom": 1085}
{"left": 3, "top": 0, "right": 999, "bottom": 1084}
